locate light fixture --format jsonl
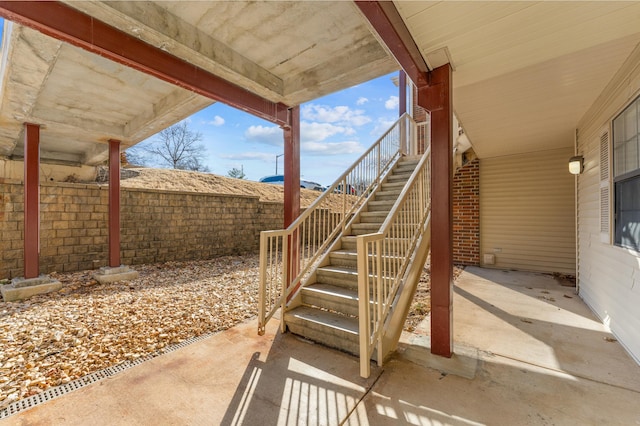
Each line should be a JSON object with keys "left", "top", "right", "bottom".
{"left": 569, "top": 155, "right": 584, "bottom": 175}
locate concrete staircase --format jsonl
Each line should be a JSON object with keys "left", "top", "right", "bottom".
{"left": 284, "top": 157, "right": 420, "bottom": 356}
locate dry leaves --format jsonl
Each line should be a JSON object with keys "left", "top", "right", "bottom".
{"left": 0, "top": 254, "right": 260, "bottom": 409}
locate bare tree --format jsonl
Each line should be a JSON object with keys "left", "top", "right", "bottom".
{"left": 227, "top": 166, "right": 246, "bottom": 179}
{"left": 136, "top": 121, "right": 210, "bottom": 172}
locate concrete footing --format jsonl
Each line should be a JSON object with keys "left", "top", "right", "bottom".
{"left": 92, "top": 265, "right": 139, "bottom": 284}
{"left": 1, "top": 275, "right": 63, "bottom": 302}
{"left": 397, "top": 334, "right": 479, "bottom": 379}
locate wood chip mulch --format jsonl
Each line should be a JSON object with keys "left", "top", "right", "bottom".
{"left": 0, "top": 254, "right": 259, "bottom": 409}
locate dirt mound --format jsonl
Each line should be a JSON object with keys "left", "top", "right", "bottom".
{"left": 119, "top": 167, "right": 325, "bottom": 208}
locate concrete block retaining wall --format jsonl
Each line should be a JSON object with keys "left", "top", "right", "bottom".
{"left": 0, "top": 180, "right": 285, "bottom": 279}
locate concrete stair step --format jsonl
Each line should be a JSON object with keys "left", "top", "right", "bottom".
{"left": 387, "top": 173, "right": 411, "bottom": 183}
{"left": 374, "top": 191, "right": 401, "bottom": 201}
{"left": 351, "top": 222, "right": 382, "bottom": 233}
{"left": 316, "top": 265, "right": 358, "bottom": 288}
{"left": 329, "top": 249, "right": 406, "bottom": 269}
{"left": 341, "top": 236, "right": 357, "bottom": 251}
{"left": 285, "top": 306, "right": 359, "bottom": 355}
{"left": 367, "top": 200, "right": 395, "bottom": 212}
{"left": 360, "top": 210, "right": 389, "bottom": 223}
{"left": 381, "top": 181, "right": 407, "bottom": 191}
{"left": 329, "top": 250, "right": 358, "bottom": 268}
{"left": 393, "top": 160, "right": 420, "bottom": 170}
{"left": 301, "top": 283, "right": 359, "bottom": 317}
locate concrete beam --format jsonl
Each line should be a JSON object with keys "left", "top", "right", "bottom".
{"left": 29, "top": 107, "right": 126, "bottom": 137}
{"left": 0, "top": 25, "right": 63, "bottom": 157}
{"left": 125, "top": 89, "right": 213, "bottom": 142}
{"left": 283, "top": 37, "right": 397, "bottom": 104}
{"left": 81, "top": 144, "right": 109, "bottom": 166}
{"left": 72, "top": 1, "right": 284, "bottom": 100}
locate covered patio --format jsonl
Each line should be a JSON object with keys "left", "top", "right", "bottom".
{"left": 2, "top": 268, "right": 638, "bottom": 424}
{"left": 1, "top": 1, "right": 640, "bottom": 422}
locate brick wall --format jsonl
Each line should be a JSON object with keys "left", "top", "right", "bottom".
{"left": 453, "top": 159, "right": 480, "bottom": 265}
{"left": 0, "top": 180, "right": 284, "bottom": 279}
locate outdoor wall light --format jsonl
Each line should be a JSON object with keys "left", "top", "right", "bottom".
{"left": 569, "top": 155, "right": 584, "bottom": 175}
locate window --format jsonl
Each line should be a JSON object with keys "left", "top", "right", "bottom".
{"left": 613, "top": 95, "right": 640, "bottom": 251}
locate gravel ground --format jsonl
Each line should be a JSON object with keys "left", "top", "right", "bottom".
{"left": 0, "top": 255, "right": 453, "bottom": 410}
{"left": 0, "top": 255, "right": 260, "bottom": 409}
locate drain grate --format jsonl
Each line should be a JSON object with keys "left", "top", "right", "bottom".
{"left": 0, "top": 330, "right": 219, "bottom": 419}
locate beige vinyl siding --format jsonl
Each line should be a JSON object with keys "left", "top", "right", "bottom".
{"left": 480, "top": 148, "right": 576, "bottom": 274}
{"left": 576, "top": 43, "right": 640, "bottom": 364}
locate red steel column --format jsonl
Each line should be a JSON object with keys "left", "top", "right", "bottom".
{"left": 108, "top": 139, "right": 121, "bottom": 267}
{"left": 283, "top": 106, "right": 300, "bottom": 228}
{"left": 24, "top": 123, "right": 40, "bottom": 279}
{"left": 399, "top": 70, "right": 407, "bottom": 116}
{"left": 420, "top": 64, "right": 453, "bottom": 357}
{"left": 284, "top": 107, "right": 301, "bottom": 287}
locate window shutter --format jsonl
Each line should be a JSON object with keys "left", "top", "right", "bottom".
{"left": 600, "top": 129, "right": 611, "bottom": 242}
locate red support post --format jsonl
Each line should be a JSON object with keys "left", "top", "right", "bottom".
{"left": 23, "top": 123, "right": 40, "bottom": 279}
{"left": 283, "top": 107, "right": 301, "bottom": 287}
{"left": 108, "top": 139, "right": 121, "bottom": 267}
{"left": 283, "top": 107, "right": 301, "bottom": 228}
{"left": 420, "top": 64, "right": 454, "bottom": 357}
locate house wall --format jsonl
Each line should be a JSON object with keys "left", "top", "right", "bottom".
{"left": 479, "top": 148, "right": 576, "bottom": 274}
{"left": 576, "top": 43, "right": 640, "bottom": 364}
{"left": 0, "top": 180, "right": 285, "bottom": 279}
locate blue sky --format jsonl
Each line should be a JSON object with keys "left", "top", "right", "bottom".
{"left": 169, "top": 73, "right": 401, "bottom": 185}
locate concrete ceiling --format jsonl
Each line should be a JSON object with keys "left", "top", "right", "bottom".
{"left": 0, "top": 1, "right": 397, "bottom": 166}
{"left": 0, "top": 23, "right": 215, "bottom": 166}
{"left": 394, "top": 1, "right": 640, "bottom": 159}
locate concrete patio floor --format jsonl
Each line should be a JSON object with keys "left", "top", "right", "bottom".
{"left": 2, "top": 267, "right": 639, "bottom": 425}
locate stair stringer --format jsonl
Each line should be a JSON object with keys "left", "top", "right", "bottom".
{"left": 378, "top": 215, "right": 432, "bottom": 362}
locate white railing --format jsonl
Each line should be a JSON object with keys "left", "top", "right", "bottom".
{"left": 258, "top": 113, "right": 416, "bottom": 334}
{"left": 356, "top": 144, "right": 432, "bottom": 378}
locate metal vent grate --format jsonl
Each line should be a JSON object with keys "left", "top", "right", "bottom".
{"left": 0, "top": 329, "right": 220, "bottom": 419}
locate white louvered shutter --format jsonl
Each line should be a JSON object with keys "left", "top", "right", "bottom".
{"left": 600, "top": 129, "right": 611, "bottom": 243}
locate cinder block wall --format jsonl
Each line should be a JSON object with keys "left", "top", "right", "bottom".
{"left": 0, "top": 180, "right": 284, "bottom": 279}
{"left": 452, "top": 159, "right": 480, "bottom": 265}
{"left": 0, "top": 180, "right": 24, "bottom": 277}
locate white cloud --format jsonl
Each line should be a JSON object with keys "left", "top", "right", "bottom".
{"left": 301, "top": 121, "right": 354, "bottom": 143}
{"left": 385, "top": 95, "right": 399, "bottom": 111}
{"left": 207, "top": 115, "right": 225, "bottom": 126}
{"left": 302, "top": 104, "right": 371, "bottom": 127}
{"left": 371, "top": 117, "right": 397, "bottom": 137}
{"left": 244, "top": 125, "right": 283, "bottom": 147}
{"left": 302, "top": 141, "right": 365, "bottom": 156}
{"left": 219, "top": 152, "right": 275, "bottom": 162}
{"left": 356, "top": 97, "right": 369, "bottom": 106}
